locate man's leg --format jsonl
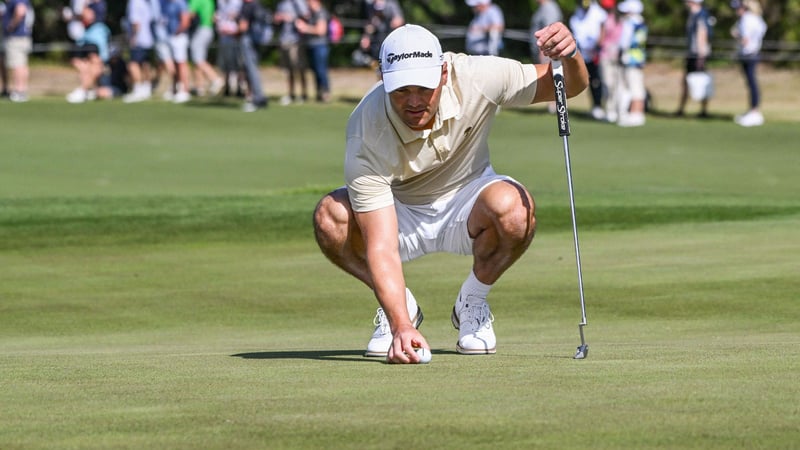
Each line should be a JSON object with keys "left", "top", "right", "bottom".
{"left": 313, "top": 188, "right": 422, "bottom": 356}
{"left": 451, "top": 180, "right": 536, "bottom": 354}
{"left": 468, "top": 180, "right": 536, "bottom": 284}
{"left": 240, "top": 36, "right": 266, "bottom": 106}
{"left": 0, "top": 50, "right": 8, "bottom": 95}
{"left": 313, "top": 188, "right": 371, "bottom": 286}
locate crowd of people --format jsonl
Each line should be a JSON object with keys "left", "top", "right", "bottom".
{"left": 0, "top": 0, "right": 338, "bottom": 112}
{"left": 528, "top": 0, "right": 768, "bottom": 127}
{"left": 0, "top": 0, "right": 771, "bottom": 125}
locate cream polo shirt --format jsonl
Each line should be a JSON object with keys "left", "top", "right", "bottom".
{"left": 345, "top": 52, "right": 539, "bottom": 213}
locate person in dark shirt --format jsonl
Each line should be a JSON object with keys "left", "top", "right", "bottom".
{"left": 238, "top": 0, "right": 268, "bottom": 111}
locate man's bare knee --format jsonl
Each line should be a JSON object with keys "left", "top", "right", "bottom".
{"left": 313, "top": 189, "right": 352, "bottom": 249}
{"left": 477, "top": 181, "right": 536, "bottom": 243}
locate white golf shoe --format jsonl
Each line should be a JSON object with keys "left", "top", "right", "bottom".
{"left": 364, "top": 288, "right": 423, "bottom": 357}
{"left": 735, "top": 110, "right": 764, "bottom": 127}
{"left": 451, "top": 293, "right": 496, "bottom": 354}
{"left": 617, "top": 113, "right": 646, "bottom": 128}
{"left": 66, "top": 88, "right": 89, "bottom": 104}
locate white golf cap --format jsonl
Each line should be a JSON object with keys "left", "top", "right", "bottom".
{"left": 379, "top": 25, "right": 444, "bottom": 93}
{"left": 618, "top": 0, "right": 643, "bottom": 13}
{"left": 465, "top": 0, "right": 491, "bottom": 6}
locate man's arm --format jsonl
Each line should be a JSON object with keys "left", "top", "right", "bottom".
{"left": 531, "top": 22, "right": 590, "bottom": 103}
{"left": 353, "top": 206, "right": 428, "bottom": 364}
{"left": 697, "top": 21, "right": 709, "bottom": 64}
{"left": 179, "top": 10, "right": 192, "bottom": 33}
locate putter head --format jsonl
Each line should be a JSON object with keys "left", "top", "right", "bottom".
{"left": 573, "top": 344, "right": 589, "bottom": 359}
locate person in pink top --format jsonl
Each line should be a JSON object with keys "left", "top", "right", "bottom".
{"left": 597, "top": 0, "right": 623, "bottom": 122}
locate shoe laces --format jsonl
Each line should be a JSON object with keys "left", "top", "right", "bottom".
{"left": 459, "top": 296, "right": 494, "bottom": 332}
{"left": 372, "top": 308, "right": 390, "bottom": 335}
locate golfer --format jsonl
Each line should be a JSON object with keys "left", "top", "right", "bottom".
{"left": 313, "top": 23, "right": 588, "bottom": 364}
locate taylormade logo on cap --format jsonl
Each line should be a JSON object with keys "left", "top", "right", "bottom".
{"left": 385, "top": 51, "right": 435, "bottom": 65}
{"left": 379, "top": 25, "right": 444, "bottom": 92}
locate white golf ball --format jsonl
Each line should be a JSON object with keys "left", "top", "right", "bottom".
{"left": 414, "top": 347, "right": 432, "bottom": 364}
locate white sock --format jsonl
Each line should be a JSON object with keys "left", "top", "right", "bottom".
{"left": 459, "top": 270, "right": 492, "bottom": 301}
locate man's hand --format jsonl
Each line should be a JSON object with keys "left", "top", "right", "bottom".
{"left": 534, "top": 22, "right": 578, "bottom": 61}
{"left": 386, "top": 324, "right": 430, "bottom": 364}
{"left": 532, "top": 22, "right": 589, "bottom": 102}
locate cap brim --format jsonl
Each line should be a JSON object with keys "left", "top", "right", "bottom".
{"left": 382, "top": 66, "right": 442, "bottom": 93}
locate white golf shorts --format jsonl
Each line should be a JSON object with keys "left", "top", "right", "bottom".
{"left": 157, "top": 33, "right": 189, "bottom": 63}
{"left": 623, "top": 67, "right": 646, "bottom": 101}
{"left": 5, "top": 37, "right": 32, "bottom": 69}
{"left": 395, "top": 166, "right": 516, "bottom": 262}
{"left": 190, "top": 27, "right": 214, "bottom": 63}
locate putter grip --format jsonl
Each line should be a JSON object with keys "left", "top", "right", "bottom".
{"left": 552, "top": 60, "right": 571, "bottom": 137}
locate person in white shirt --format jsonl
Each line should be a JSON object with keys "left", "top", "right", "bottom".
{"left": 464, "top": 0, "right": 504, "bottom": 56}
{"left": 123, "top": 0, "right": 155, "bottom": 102}
{"left": 731, "top": 0, "right": 767, "bottom": 127}
{"left": 570, "top": 0, "right": 607, "bottom": 119}
{"left": 312, "top": 24, "right": 588, "bottom": 364}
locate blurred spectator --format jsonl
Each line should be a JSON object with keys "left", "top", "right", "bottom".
{"left": 530, "top": 0, "right": 562, "bottom": 113}
{"left": 238, "top": 0, "right": 268, "bottom": 112}
{"left": 675, "top": 0, "right": 713, "bottom": 117}
{"left": 0, "top": 1, "right": 9, "bottom": 98}
{"left": 570, "top": 0, "right": 607, "bottom": 120}
{"left": 616, "top": 0, "right": 647, "bottom": 127}
{"left": 62, "top": 0, "right": 105, "bottom": 42}
{"left": 89, "top": 0, "right": 106, "bottom": 22}
{"left": 274, "top": 0, "right": 309, "bottom": 105}
{"left": 465, "top": 0, "right": 504, "bottom": 56}
{"left": 157, "top": 0, "right": 192, "bottom": 103}
{"left": 731, "top": 0, "right": 766, "bottom": 127}
{"left": 65, "top": 6, "right": 110, "bottom": 103}
{"left": 104, "top": 45, "right": 129, "bottom": 99}
{"left": 123, "top": 0, "right": 155, "bottom": 103}
{"left": 215, "top": 0, "right": 243, "bottom": 97}
{"left": 357, "top": 0, "right": 404, "bottom": 67}
{"left": 530, "top": 0, "right": 562, "bottom": 64}
{"left": 295, "top": 0, "right": 331, "bottom": 103}
{"left": 2, "top": 0, "right": 32, "bottom": 102}
{"left": 598, "top": 0, "right": 623, "bottom": 122}
{"left": 188, "top": 0, "right": 224, "bottom": 96}
{"left": 63, "top": 0, "right": 86, "bottom": 42}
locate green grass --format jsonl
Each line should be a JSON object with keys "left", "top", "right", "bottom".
{"left": 1, "top": 99, "right": 799, "bottom": 449}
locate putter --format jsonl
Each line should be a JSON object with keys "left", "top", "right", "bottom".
{"left": 551, "top": 59, "right": 589, "bottom": 360}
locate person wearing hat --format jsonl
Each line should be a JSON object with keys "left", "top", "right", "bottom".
{"left": 313, "top": 24, "right": 589, "bottom": 364}
{"left": 616, "top": 0, "right": 648, "bottom": 127}
{"left": 359, "top": 0, "right": 405, "bottom": 67}
{"left": 530, "top": 0, "right": 564, "bottom": 113}
{"left": 530, "top": 0, "right": 563, "bottom": 64}
{"left": 597, "top": 0, "right": 624, "bottom": 122}
{"left": 676, "top": 0, "right": 714, "bottom": 117}
{"left": 465, "top": 0, "right": 505, "bottom": 56}
{"left": 730, "top": 0, "right": 767, "bottom": 127}
{"left": 569, "top": 0, "right": 608, "bottom": 120}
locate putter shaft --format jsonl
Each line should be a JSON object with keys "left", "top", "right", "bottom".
{"left": 552, "top": 60, "right": 589, "bottom": 359}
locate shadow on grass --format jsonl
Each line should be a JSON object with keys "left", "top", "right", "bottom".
{"left": 231, "top": 349, "right": 458, "bottom": 363}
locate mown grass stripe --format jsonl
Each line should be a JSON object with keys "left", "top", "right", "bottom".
{"left": 2, "top": 196, "right": 798, "bottom": 250}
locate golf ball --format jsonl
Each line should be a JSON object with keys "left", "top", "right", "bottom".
{"left": 414, "top": 347, "right": 432, "bottom": 364}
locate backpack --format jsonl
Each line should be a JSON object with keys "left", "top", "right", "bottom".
{"left": 328, "top": 15, "right": 343, "bottom": 43}
{"left": 249, "top": 2, "right": 274, "bottom": 46}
